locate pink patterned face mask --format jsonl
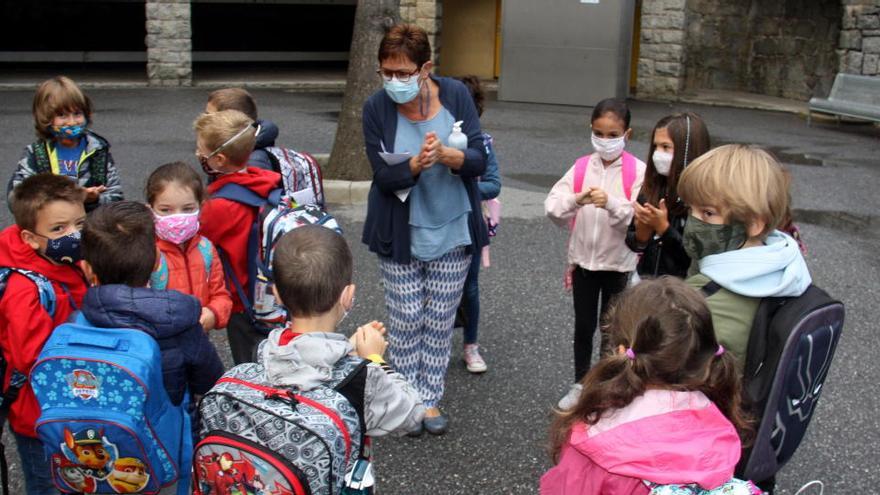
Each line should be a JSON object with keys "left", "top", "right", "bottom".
{"left": 154, "top": 211, "right": 200, "bottom": 244}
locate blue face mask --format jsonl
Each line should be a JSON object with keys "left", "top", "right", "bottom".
{"left": 50, "top": 124, "right": 87, "bottom": 140}
{"left": 39, "top": 230, "right": 83, "bottom": 265}
{"left": 383, "top": 77, "right": 421, "bottom": 104}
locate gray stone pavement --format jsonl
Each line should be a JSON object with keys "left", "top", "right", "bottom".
{"left": 0, "top": 88, "right": 877, "bottom": 493}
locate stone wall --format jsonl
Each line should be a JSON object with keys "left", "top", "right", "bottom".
{"left": 400, "top": 0, "right": 443, "bottom": 64}
{"left": 683, "top": 0, "right": 841, "bottom": 100}
{"left": 145, "top": 0, "right": 192, "bottom": 86}
{"left": 839, "top": 0, "right": 880, "bottom": 75}
{"left": 637, "top": 0, "right": 689, "bottom": 96}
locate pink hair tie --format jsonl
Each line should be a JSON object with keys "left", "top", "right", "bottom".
{"left": 625, "top": 348, "right": 636, "bottom": 360}
{"left": 715, "top": 345, "right": 725, "bottom": 357}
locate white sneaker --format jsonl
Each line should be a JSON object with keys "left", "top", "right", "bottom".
{"left": 463, "top": 344, "right": 488, "bottom": 373}
{"left": 557, "top": 383, "right": 583, "bottom": 410}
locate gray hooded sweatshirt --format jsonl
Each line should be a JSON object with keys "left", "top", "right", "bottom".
{"left": 261, "top": 330, "right": 425, "bottom": 436}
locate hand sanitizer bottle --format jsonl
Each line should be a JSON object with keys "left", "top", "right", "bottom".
{"left": 448, "top": 120, "right": 468, "bottom": 150}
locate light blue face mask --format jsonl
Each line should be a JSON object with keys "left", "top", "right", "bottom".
{"left": 383, "top": 76, "right": 421, "bottom": 104}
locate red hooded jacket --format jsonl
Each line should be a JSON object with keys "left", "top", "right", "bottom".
{"left": 200, "top": 167, "right": 281, "bottom": 312}
{"left": 0, "top": 225, "right": 88, "bottom": 437}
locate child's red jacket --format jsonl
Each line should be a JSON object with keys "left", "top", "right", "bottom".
{"left": 0, "top": 225, "right": 88, "bottom": 437}
{"left": 200, "top": 167, "right": 281, "bottom": 312}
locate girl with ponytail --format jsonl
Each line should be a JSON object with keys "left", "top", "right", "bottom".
{"left": 541, "top": 277, "right": 756, "bottom": 494}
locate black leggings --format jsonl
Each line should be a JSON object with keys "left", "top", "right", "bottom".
{"left": 572, "top": 267, "right": 628, "bottom": 382}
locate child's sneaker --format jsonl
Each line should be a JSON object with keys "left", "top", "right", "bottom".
{"left": 463, "top": 344, "right": 487, "bottom": 373}
{"left": 557, "top": 384, "right": 583, "bottom": 410}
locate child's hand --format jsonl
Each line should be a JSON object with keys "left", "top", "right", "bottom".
{"left": 84, "top": 186, "right": 106, "bottom": 203}
{"left": 588, "top": 188, "right": 608, "bottom": 208}
{"left": 354, "top": 325, "right": 388, "bottom": 359}
{"left": 575, "top": 190, "right": 593, "bottom": 206}
{"left": 199, "top": 308, "right": 216, "bottom": 332}
{"left": 642, "top": 199, "right": 670, "bottom": 235}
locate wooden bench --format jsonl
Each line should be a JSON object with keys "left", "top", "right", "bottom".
{"left": 808, "top": 73, "right": 880, "bottom": 126}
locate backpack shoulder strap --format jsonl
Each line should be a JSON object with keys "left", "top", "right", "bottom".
{"left": 621, "top": 151, "right": 637, "bottom": 201}
{"left": 572, "top": 155, "right": 591, "bottom": 194}
{"left": 0, "top": 267, "right": 56, "bottom": 318}
{"left": 196, "top": 237, "right": 214, "bottom": 277}
{"left": 334, "top": 359, "right": 370, "bottom": 458}
{"left": 212, "top": 183, "right": 268, "bottom": 207}
{"left": 149, "top": 251, "right": 169, "bottom": 291}
{"left": 700, "top": 280, "right": 723, "bottom": 298}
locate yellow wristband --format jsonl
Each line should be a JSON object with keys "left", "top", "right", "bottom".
{"left": 366, "top": 354, "right": 385, "bottom": 364}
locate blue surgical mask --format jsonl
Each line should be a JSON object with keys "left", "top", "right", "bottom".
{"left": 38, "top": 230, "right": 83, "bottom": 265}
{"left": 383, "top": 77, "right": 421, "bottom": 104}
{"left": 50, "top": 124, "right": 87, "bottom": 140}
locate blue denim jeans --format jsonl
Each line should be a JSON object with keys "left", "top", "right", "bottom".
{"left": 13, "top": 432, "right": 58, "bottom": 495}
{"left": 461, "top": 249, "right": 482, "bottom": 345}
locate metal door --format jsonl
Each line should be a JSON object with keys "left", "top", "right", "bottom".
{"left": 498, "top": 0, "right": 636, "bottom": 106}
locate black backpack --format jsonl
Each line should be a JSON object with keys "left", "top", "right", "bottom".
{"left": 703, "top": 282, "right": 845, "bottom": 482}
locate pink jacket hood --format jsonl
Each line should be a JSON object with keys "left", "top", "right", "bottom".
{"left": 542, "top": 390, "right": 741, "bottom": 494}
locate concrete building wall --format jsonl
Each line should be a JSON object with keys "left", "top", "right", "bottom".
{"left": 401, "top": 0, "right": 443, "bottom": 64}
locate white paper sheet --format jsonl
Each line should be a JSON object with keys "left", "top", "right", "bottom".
{"left": 379, "top": 148, "right": 413, "bottom": 202}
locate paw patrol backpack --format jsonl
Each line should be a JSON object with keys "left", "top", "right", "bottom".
{"left": 30, "top": 312, "right": 190, "bottom": 494}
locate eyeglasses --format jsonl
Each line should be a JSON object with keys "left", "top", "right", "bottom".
{"left": 195, "top": 123, "right": 261, "bottom": 164}
{"left": 376, "top": 66, "right": 421, "bottom": 83}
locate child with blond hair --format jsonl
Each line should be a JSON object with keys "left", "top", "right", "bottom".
{"left": 678, "top": 144, "right": 811, "bottom": 367}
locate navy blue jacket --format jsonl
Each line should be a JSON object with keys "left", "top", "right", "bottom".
{"left": 248, "top": 118, "right": 280, "bottom": 172}
{"left": 80, "top": 285, "right": 224, "bottom": 405}
{"left": 361, "top": 76, "right": 490, "bottom": 264}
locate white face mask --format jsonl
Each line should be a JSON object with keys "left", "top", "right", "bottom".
{"left": 591, "top": 134, "right": 626, "bottom": 161}
{"left": 652, "top": 150, "right": 674, "bottom": 176}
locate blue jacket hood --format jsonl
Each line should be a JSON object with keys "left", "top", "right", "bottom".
{"left": 81, "top": 285, "right": 202, "bottom": 338}
{"left": 699, "top": 230, "right": 812, "bottom": 298}
{"left": 255, "top": 119, "right": 279, "bottom": 150}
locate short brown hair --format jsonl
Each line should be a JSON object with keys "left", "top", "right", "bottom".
{"left": 193, "top": 110, "right": 257, "bottom": 167}
{"left": 272, "top": 226, "right": 351, "bottom": 318}
{"left": 378, "top": 24, "right": 432, "bottom": 68}
{"left": 207, "top": 88, "right": 258, "bottom": 120}
{"left": 11, "top": 174, "right": 87, "bottom": 231}
{"left": 32, "top": 76, "right": 92, "bottom": 140}
{"left": 82, "top": 201, "right": 156, "bottom": 287}
{"left": 145, "top": 162, "right": 206, "bottom": 205}
{"left": 678, "top": 144, "right": 789, "bottom": 239}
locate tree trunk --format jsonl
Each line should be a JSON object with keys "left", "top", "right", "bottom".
{"left": 326, "top": 0, "right": 400, "bottom": 180}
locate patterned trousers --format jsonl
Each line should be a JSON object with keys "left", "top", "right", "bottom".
{"left": 377, "top": 247, "right": 471, "bottom": 408}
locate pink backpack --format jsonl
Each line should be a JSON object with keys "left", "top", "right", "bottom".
{"left": 563, "top": 152, "right": 637, "bottom": 290}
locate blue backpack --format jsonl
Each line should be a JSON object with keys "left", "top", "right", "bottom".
{"left": 30, "top": 313, "right": 190, "bottom": 494}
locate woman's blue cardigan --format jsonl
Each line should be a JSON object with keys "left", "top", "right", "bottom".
{"left": 361, "top": 75, "right": 490, "bottom": 264}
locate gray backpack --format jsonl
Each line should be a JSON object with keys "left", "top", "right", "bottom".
{"left": 196, "top": 358, "right": 368, "bottom": 495}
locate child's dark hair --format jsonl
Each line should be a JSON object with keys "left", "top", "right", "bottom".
{"left": 642, "top": 112, "right": 711, "bottom": 216}
{"left": 548, "top": 277, "right": 753, "bottom": 462}
{"left": 456, "top": 75, "right": 485, "bottom": 117}
{"left": 207, "top": 88, "right": 258, "bottom": 120}
{"left": 272, "top": 226, "right": 352, "bottom": 318}
{"left": 83, "top": 201, "right": 156, "bottom": 287}
{"left": 145, "top": 162, "right": 206, "bottom": 205}
{"left": 11, "top": 174, "right": 86, "bottom": 231}
{"left": 591, "top": 98, "right": 631, "bottom": 129}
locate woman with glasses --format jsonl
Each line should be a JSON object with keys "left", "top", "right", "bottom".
{"left": 361, "top": 24, "right": 489, "bottom": 436}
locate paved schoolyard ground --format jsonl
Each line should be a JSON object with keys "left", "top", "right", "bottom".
{"left": 0, "top": 88, "right": 877, "bottom": 493}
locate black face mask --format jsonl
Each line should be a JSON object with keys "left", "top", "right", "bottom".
{"left": 36, "top": 230, "right": 83, "bottom": 265}
{"left": 198, "top": 155, "right": 223, "bottom": 177}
